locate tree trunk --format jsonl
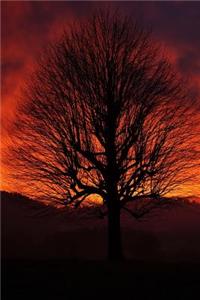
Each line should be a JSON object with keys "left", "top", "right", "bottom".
{"left": 107, "top": 187, "right": 123, "bottom": 261}
{"left": 105, "top": 100, "right": 122, "bottom": 260}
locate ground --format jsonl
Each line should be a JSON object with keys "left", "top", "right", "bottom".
{"left": 1, "top": 191, "right": 200, "bottom": 299}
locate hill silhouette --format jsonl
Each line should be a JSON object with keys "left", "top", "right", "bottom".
{"left": 1, "top": 191, "right": 200, "bottom": 261}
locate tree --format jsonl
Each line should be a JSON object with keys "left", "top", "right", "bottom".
{"left": 6, "top": 11, "right": 199, "bottom": 260}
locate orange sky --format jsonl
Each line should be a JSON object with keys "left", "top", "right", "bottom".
{"left": 1, "top": 1, "right": 200, "bottom": 199}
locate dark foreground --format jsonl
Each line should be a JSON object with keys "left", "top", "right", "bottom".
{"left": 2, "top": 259, "right": 200, "bottom": 299}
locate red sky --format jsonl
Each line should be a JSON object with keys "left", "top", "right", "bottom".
{"left": 1, "top": 1, "right": 200, "bottom": 196}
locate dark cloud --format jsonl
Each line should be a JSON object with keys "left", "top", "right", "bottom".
{"left": 178, "top": 50, "right": 200, "bottom": 76}
{"left": 2, "top": 1, "right": 200, "bottom": 129}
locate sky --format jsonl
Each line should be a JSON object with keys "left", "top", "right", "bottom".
{"left": 1, "top": 1, "right": 200, "bottom": 196}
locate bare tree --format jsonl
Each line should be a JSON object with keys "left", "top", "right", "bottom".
{"left": 6, "top": 11, "right": 199, "bottom": 260}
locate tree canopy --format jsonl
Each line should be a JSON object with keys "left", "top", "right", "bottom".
{"left": 7, "top": 11, "right": 199, "bottom": 209}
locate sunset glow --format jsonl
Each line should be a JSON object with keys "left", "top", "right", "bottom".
{"left": 1, "top": 1, "right": 200, "bottom": 199}
{"left": 2, "top": 4, "right": 200, "bottom": 295}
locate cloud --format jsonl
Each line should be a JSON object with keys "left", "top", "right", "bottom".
{"left": 2, "top": 1, "right": 200, "bottom": 130}
{"left": 1, "top": 1, "right": 200, "bottom": 193}
{"left": 1, "top": 1, "right": 75, "bottom": 135}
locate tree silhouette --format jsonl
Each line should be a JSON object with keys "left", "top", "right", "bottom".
{"left": 7, "top": 11, "right": 199, "bottom": 260}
